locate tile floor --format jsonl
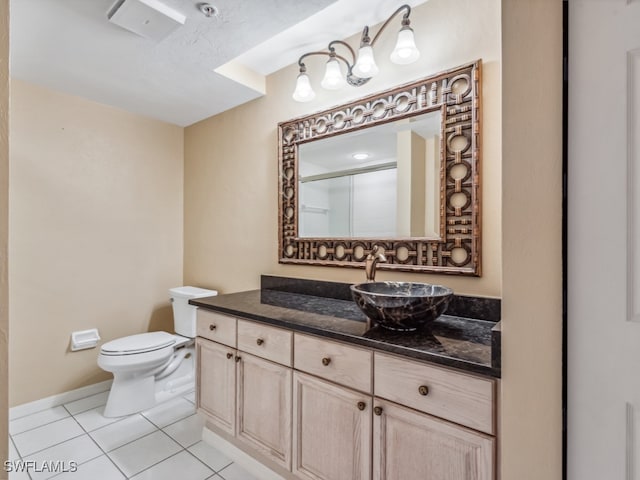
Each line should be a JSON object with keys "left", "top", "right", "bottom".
{"left": 8, "top": 388, "right": 259, "bottom": 480}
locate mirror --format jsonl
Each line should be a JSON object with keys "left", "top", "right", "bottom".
{"left": 298, "top": 110, "right": 442, "bottom": 239}
{"left": 278, "top": 60, "right": 481, "bottom": 275}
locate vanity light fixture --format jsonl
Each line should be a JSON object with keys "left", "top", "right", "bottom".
{"left": 292, "top": 4, "right": 420, "bottom": 102}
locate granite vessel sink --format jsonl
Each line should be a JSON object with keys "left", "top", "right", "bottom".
{"left": 350, "top": 281, "right": 453, "bottom": 331}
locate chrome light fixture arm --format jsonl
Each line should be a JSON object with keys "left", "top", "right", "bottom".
{"left": 367, "top": 4, "right": 412, "bottom": 47}
{"left": 296, "top": 42, "right": 372, "bottom": 88}
{"left": 297, "top": 50, "right": 348, "bottom": 73}
{"left": 291, "top": 4, "right": 418, "bottom": 102}
{"left": 327, "top": 40, "right": 371, "bottom": 87}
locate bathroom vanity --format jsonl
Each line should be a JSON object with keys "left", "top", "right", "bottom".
{"left": 191, "top": 276, "right": 501, "bottom": 480}
{"left": 188, "top": 59, "right": 495, "bottom": 479}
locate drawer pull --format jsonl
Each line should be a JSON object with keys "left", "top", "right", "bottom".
{"left": 226, "top": 352, "right": 233, "bottom": 360}
{"left": 374, "top": 406, "right": 383, "bottom": 416}
{"left": 357, "top": 401, "right": 366, "bottom": 411}
{"left": 418, "top": 385, "right": 430, "bottom": 396}
{"left": 235, "top": 356, "right": 242, "bottom": 363}
{"left": 209, "top": 324, "right": 216, "bottom": 331}
{"left": 256, "top": 338, "right": 264, "bottom": 346}
{"left": 322, "top": 357, "right": 331, "bottom": 366}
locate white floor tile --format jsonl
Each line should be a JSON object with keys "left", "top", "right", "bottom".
{"left": 10, "top": 406, "right": 70, "bottom": 435}
{"left": 8, "top": 469, "right": 31, "bottom": 480}
{"left": 51, "top": 455, "right": 125, "bottom": 480}
{"left": 73, "top": 406, "right": 120, "bottom": 432}
{"left": 188, "top": 441, "right": 233, "bottom": 472}
{"left": 183, "top": 390, "right": 196, "bottom": 404}
{"left": 12, "top": 417, "right": 84, "bottom": 457}
{"left": 63, "top": 391, "right": 109, "bottom": 415}
{"left": 163, "top": 413, "right": 205, "bottom": 448}
{"left": 217, "top": 462, "right": 260, "bottom": 480}
{"left": 141, "top": 397, "right": 196, "bottom": 428}
{"left": 107, "top": 431, "right": 181, "bottom": 477}
{"left": 25, "top": 434, "right": 103, "bottom": 480}
{"left": 9, "top": 437, "right": 20, "bottom": 461}
{"left": 89, "top": 414, "right": 157, "bottom": 452}
{"left": 130, "top": 450, "right": 213, "bottom": 480}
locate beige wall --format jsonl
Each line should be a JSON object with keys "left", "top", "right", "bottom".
{"left": 9, "top": 81, "right": 184, "bottom": 406}
{"left": 185, "top": 0, "right": 502, "bottom": 297}
{"left": 501, "top": 1, "right": 563, "bottom": 479}
{"left": 0, "top": 0, "right": 9, "bottom": 476}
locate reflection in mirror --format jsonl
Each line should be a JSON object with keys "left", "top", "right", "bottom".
{"left": 298, "top": 110, "right": 441, "bottom": 239}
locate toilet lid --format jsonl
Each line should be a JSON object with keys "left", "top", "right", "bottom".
{"left": 101, "top": 331, "right": 176, "bottom": 355}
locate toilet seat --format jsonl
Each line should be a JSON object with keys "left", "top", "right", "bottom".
{"left": 101, "top": 331, "right": 176, "bottom": 356}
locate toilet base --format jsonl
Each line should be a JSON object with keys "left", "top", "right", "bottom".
{"left": 103, "top": 346, "right": 195, "bottom": 418}
{"left": 155, "top": 349, "right": 195, "bottom": 403}
{"left": 104, "top": 374, "right": 156, "bottom": 418}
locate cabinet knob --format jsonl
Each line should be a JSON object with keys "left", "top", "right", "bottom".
{"left": 322, "top": 357, "right": 331, "bottom": 366}
{"left": 374, "top": 406, "right": 383, "bottom": 416}
{"left": 235, "top": 356, "right": 242, "bottom": 363}
{"left": 418, "top": 385, "right": 429, "bottom": 396}
{"left": 357, "top": 401, "right": 366, "bottom": 411}
{"left": 226, "top": 352, "right": 233, "bottom": 360}
{"left": 209, "top": 324, "right": 216, "bottom": 331}
{"left": 256, "top": 338, "right": 264, "bottom": 346}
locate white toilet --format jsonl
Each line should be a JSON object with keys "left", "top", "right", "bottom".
{"left": 98, "top": 286, "right": 217, "bottom": 417}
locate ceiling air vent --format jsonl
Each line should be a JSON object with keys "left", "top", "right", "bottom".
{"left": 107, "top": 0, "right": 186, "bottom": 42}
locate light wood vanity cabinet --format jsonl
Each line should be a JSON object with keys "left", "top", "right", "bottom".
{"left": 196, "top": 338, "right": 236, "bottom": 435}
{"left": 294, "top": 333, "right": 372, "bottom": 393}
{"left": 374, "top": 352, "right": 495, "bottom": 434}
{"left": 238, "top": 319, "right": 293, "bottom": 366}
{"left": 196, "top": 309, "right": 237, "bottom": 346}
{"left": 372, "top": 399, "right": 494, "bottom": 480}
{"left": 236, "top": 351, "right": 292, "bottom": 469}
{"left": 293, "top": 372, "right": 371, "bottom": 480}
{"left": 196, "top": 310, "right": 497, "bottom": 480}
{"left": 372, "top": 354, "right": 496, "bottom": 480}
{"left": 196, "top": 311, "right": 293, "bottom": 470}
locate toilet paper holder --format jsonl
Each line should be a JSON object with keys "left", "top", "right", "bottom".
{"left": 70, "top": 328, "right": 101, "bottom": 351}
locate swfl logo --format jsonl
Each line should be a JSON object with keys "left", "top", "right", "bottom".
{"left": 4, "top": 460, "right": 79, "bottom": 473}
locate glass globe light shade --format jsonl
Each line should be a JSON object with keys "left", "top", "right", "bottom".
{"left": 353, "top": 45, "right": 379, "bottom": 78}
{"left": 320, "top": 58, "right": 346, "bottom": 90}
{"left": 390, "top": 26, "right": 420, "bottom": 65}
{"left": 292, "top": 72, "right": 316, "bottom": 102}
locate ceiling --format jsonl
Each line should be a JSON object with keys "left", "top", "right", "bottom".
{"left": 10, "top": 0, "right": 428, "bottom": 126}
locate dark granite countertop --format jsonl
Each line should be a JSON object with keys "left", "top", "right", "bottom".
{"left": 191, "top": 285, "right": 501, "bottom": 378}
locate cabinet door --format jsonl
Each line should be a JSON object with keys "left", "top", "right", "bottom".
{"left": 293, "top": 372, "right": 371, "bottom": 480}
{"left": 373, "top": 399, "right": 494, "bottom": 480}
{"left": 236, "top": 352, "right": 292, "bottom": 470}
{"left": 196, "top": 338, "right": 236, "bottom": 435}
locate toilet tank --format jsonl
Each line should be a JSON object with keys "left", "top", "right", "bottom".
{"left": 169, "top": 286, "right": 218, "bottom": 338}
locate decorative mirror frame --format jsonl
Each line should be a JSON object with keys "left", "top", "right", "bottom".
{"left": 278, "top": 60, "right": 481, "bottom": 276}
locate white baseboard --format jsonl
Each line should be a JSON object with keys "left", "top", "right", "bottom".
{"left": 202, "top": 427, "right": 286, "bottom": 480}
{"left": 9, "top": 380, "right": 113, "bottom": 420}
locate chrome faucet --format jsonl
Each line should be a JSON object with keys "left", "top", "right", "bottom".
{"left": 365, "top": 245, "right": 387, "bottom": 282}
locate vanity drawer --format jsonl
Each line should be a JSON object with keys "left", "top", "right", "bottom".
{"left": 237, "top": 320, "right": 293, "bottom": 366}
{"left": 196, "top": 309, "right": 237, "bottom": 348}
{"left": 374, "top": 352, "right": 495, "bottom": 434}
{"left": 294, "top": 333, "right": 372, "bottom": 393}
